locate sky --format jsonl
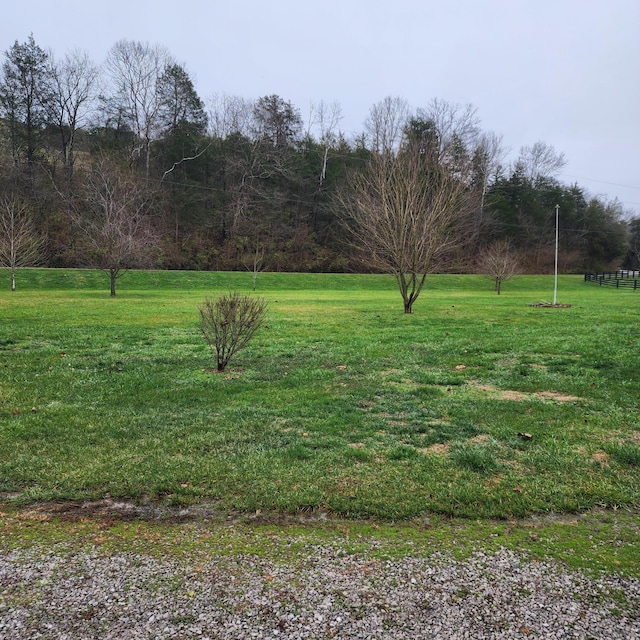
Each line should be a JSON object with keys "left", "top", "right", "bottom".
{"left": 3, "top": 0, "right": 639, "bottom": 215}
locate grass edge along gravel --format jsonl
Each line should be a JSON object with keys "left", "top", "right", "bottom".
{"left": 0, "top": 502, "right": 638, "bottom": 580}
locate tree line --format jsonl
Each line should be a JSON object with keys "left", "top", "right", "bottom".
{"left": 0, "top": 35, "right": 637, "bottom": 296}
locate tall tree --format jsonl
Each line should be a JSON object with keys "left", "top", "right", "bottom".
{"left": 622, "top": 217, "right": 640, "bottom": 271}
{"left": 337, "top": 137, "right": 477, "bottom": 313}
{"left": 102, "top": 40, "right": 173, "bottom": 177}
{"left": 207, "top": 93, "right": 254, "bottom": 139}
{"left": 252, "top": 94, "right": 302, "bottom": 148}
{"left": 515, "top": 141, "right": 566, "bottom": 183}
{"left": 157, "top": 63, "right": 207, "bottom": 137}
{"left": 0, "top": 35, "right": 53, "bottom": 167}
{"left": 364, "top": 96, "right": 410, "bottom": 155}
{"left": 48, "top": 49, "right": 98, "bottom": 179}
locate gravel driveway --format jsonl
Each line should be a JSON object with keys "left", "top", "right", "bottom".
{"left": 2, "top": 540, "right": 638, "bottom": 639}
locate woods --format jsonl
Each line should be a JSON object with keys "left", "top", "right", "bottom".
{"left": 0, "top": 36, "right": 635, "bottom": 286}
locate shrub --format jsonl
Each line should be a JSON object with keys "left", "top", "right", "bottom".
{"left": 199, "top": 292, "right": 267, "bottom": 372}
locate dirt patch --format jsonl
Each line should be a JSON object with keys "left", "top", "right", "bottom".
{"left": 420, "top": 443, "right": 450, "bottom": 456}
{"left": 528, "top": 302, "right": 572, "bottom": 308}
{"left": 591, "top": 451, "right": 610, "bottom": 466}
{"left": 534, "top": 391, "right": 581, "bottom": 402}
{"left": 467, "top": 381, "right": 582, "bottom": 403}
{"left": 469, "top": 382, "right": 530, "bottom": 401}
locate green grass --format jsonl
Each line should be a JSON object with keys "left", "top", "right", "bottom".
{"left": 1, "top": 268, "right": 639, "bottom": 522}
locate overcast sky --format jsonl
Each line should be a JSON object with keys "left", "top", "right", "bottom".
{"left": 3, "top": 0, "right": 639, "bottom": 214}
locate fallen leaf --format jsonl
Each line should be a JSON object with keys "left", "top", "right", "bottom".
{"left": 455, "top": 365, "right": 466, "bottom": 370}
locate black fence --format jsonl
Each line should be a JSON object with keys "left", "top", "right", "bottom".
{"left": 584, "top": 271, "right": 640, "bottom": 290}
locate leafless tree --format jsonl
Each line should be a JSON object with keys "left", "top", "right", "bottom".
{"left": 515, "top": 141, "right": 567, "bottom": 182}
{"left": 48, "top": 49, "right": 98, "bottom": 179}
{"left": 364, "top": 96, "right": 410, "bottom": 155}
{"left": 478, "top": 240, "right": 521, "bottom": 294}
{"left": 0, "top": 196, "right": 45, "bottom": 291}
{"left": 337, "top": 142, "right": 477, "bottom": 313}
{"left": 474, "top": 132, "right": 507, "bottom": 209}
{"left": 241, "top": 242, "right": 266, "bottom": 291}
{"left": 103, "top": 40, "right": 173, "bottom": 177}
{"left": 207, "top": 93, "right": 255, "bottom": 139}
{"left": 75, "top": 161, "right": 159, "bottom": 295}
{"left": 199, "top": 292, "right": 267, "bottom": 371}
{"left": 414, "top": 98, "right": 481, "bottom": 165}
{"left": 307, "top": 99, "right": 343, "bottom": 187}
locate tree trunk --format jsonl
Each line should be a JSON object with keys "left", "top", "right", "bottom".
{"left": 110, "top": 269, "right": 117, "bottom": 296}
{"left": 11, "top": 268, "right": 16, "bottom": 292}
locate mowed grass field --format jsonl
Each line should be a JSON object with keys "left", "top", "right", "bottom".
{"left": 1, "top": 269, "right": 639, "bottom": 521}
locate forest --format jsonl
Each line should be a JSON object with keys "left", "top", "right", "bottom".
{"left": 1, "top": 35, "right": 638, "bottom": 285}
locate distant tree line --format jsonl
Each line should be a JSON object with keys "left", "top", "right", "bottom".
{"left": 0, "top": 35, "right": 636, "bottom": 288}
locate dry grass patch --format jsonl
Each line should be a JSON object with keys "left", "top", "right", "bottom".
{"left": 534, "top": 391, "right": 582, "bottom": 403}
{"left": 420, "top": 443, "right": 451, "bottom": 456}
{"left": 591, "top": 451, "right": 610, "bottom": 467}
{"left": 466, "top": 380, "right": 582, "bottom": 403}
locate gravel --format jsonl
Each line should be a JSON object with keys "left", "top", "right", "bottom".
{"left": 1, "top": 542, "right": 638, "bottom": 639}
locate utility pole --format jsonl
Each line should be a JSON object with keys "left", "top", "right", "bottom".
{"left": 553, "top": 204, "right": 560, "bottom": 305}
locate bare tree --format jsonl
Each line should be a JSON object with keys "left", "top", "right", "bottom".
{"left": 199, "top": 292, "right": 267, "bottom": 371}
{"left": 48, "top": 49, "right": 98, "bottom": 179}
{"left": 337, "top": 142, "right": 477, "bottom": 313}
{"left": 103, "top": 40, "right": 173, "bottom": 177}
{"left": 473, "top": 131, "right": 507, "bottom": 212}
{"left": 207, "top": 93, "right": 254, "bottom": 139}
{"left": 414, "top": 98, "right": 481, "bottom": 163}
{"left": 0, "top": 196, "right": 44, "bottom": 291}
{"left": 364, "top": 96, "right": 410, "bottom": 155}
{"left": 241, "top": 242, "right": 266, "bottom": 291}
{"left": 308, "top": 99, "right": 343, "bottom": 188}
{"left": 515, "top": 141, "right": 567, "bottom": 182}
{"left": 478, "top": 240, "right": 521, "bottom": 294}
{"left": 75, "top": 161, "right": 159, "bottom": 295}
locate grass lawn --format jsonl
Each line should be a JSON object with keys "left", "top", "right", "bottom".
{"left": 1, "top": 268, "right": 638, "bottom": 524}
{"left": 1, "top": 268, "right": 639, "bottom": 577}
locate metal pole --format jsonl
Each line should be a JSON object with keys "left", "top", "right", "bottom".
{"left": 553, "top": 204, "right": 559, "bottom": 305}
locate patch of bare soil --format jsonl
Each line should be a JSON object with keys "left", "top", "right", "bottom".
{"left": 591, "top": 451, "right": 610, "bottom": 466}
{"left": 467, "top": 381, "right": 582, "bottom": 403}
{"left": 420, "top": 443, "right": 450, "bottom": 456}
{"left": 533, "top": 391, "right": 582, "bottom": 402}
{"left": 0, "top": 498, "right": 339, "bottom": 527}
{"left": 468, "top": 434, "right": 490, "bottom": 444}
{"left": 528, "top": 302, "right": 572, "bottom": 308}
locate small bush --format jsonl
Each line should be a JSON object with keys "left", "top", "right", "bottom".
{"left": 199, "top": 292, "right": 267, "bottom": 371}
